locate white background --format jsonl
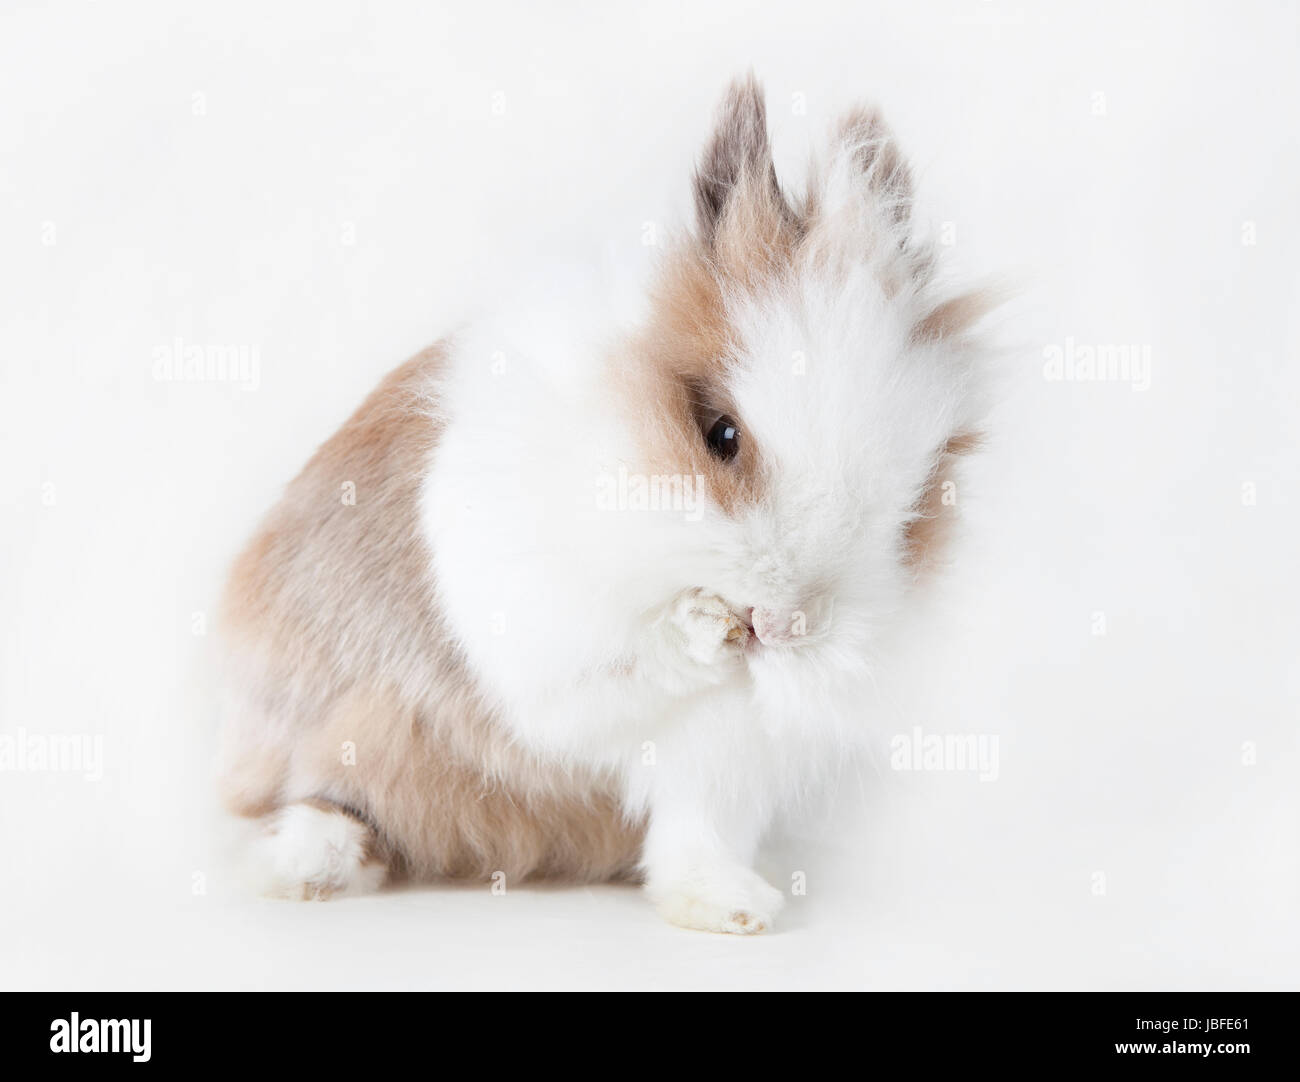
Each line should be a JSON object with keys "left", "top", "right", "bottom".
{"left": 2, "top": 0, "right": 1297, "bottom": 990}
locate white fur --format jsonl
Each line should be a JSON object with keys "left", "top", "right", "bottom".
{"left": 251, "top": 804, "right": 385, "bottom": 901}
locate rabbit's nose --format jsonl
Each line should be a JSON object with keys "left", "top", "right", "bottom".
{"left": 750, "top": 606, "right": 810, "bottom": 646}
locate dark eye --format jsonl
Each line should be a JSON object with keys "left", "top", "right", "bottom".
{"left": 705, "top": 415, "right": 741, "bottom": 461}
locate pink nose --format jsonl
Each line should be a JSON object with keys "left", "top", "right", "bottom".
{"left": 750, "top": 607, "right": 806, "bottom": 645}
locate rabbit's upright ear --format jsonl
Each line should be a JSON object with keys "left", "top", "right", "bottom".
{"left": 693, "top": 74, "right": 799, "bottom": 275}
{"left": 816, "top": 106, "right": 1000, "bottom": 340}
{"left": 799, "top": 102, "right": 932, "bottom": 294}
{"left": 822, "top": 106, "right": 914, "bottom": 225}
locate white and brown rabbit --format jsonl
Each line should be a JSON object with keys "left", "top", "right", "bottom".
{"left": 217, "top": 75, "right": 995, "bottom": 934}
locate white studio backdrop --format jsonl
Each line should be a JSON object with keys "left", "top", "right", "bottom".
{"left": 1, "top": 0, "right": 1297, "bottom": 989}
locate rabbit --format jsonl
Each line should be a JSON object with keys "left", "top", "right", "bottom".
{"left": 216, "top": 74, "right": 996, "bottom": 934}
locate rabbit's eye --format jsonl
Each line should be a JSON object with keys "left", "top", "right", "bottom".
{"left": 705, "top": 415, "right": 741, "bottom": 461}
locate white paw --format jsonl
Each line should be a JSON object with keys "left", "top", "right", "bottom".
{"left": 252, "top": 803, "right": 386, "bottom": 901}
{"left": 648, "top": 866, "right": 785, "bottom": 935}
{"left": 668, "top": 588, "right": 750, "bottom": 669}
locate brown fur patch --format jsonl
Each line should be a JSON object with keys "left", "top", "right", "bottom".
{"left": 903, "top": 433, "right": 983, "bottom": 572}
{"left": 219, "top": 343, "right": 644, "bottom": 884}
{"left": 292, "top": 683, "right": 641, "bottom": 883}
{"left": 913, "top": 289, "right": 998, "bottom": 343}
{"left": 615, "top": 247, "right": 767, "bottom": 516}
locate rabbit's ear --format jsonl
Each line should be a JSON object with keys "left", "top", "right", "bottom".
{"left": 800, "top": 103, "right": 930, "bottom": 293}
{"left": 693, "top": 74, "right": 797, "bottom": 258}
{"left": 823, "top": 106, "right": 913, "bottom": 224}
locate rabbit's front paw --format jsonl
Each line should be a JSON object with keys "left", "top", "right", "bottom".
{"left": 647, "top": 865, "right": 785, "bottom": 935}
{"left": 668, "top": 588, "right": 750, "bottom": 668}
